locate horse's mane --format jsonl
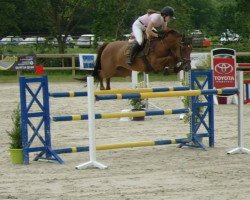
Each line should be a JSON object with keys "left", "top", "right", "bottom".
{"left": 160, "top": 29, "right": 192, "bottom": 45}
{"left": 164, "top": 29, "right": 182, "bottom": 37}
{"left": 155, "top": 29, "right": 181, "bottom": 41}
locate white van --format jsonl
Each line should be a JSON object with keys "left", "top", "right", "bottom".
{"left": 76, "top": 34, "right": 95, "bottom": 48}
{"left": 0, "top": 36, "right": 23, "bottom": 45}
{"left": 19, "top": 37, "right": 46, "bottom": 45}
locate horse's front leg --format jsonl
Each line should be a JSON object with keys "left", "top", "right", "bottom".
{"left": 154, "top": 56, "right": 178, "bottom": 72}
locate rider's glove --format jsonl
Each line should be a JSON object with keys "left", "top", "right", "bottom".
{"left": 158, "top": 32, "right": 165, "bottom": 39}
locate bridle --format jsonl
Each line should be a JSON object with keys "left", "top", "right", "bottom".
{"left": 160, "top": 35, "right": 191, "bottom": 63}
{"left": 179, "top": 36, "right": 192, "bottom": 62}
{"left": 151, "top": 30, "right": 192, "bottom": 72}
{"left": 178, "top": 36, "right": 192, "bottom": 71}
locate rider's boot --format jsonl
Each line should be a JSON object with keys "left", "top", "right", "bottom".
{"left": 127, "top": 42, "right": 140, "bottom": 65}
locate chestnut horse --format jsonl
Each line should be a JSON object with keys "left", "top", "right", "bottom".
{"left": 90, "top": 29, "right": 192, "bottom": 90}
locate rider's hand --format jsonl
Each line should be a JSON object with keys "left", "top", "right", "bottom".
{"left": 158, "top": 32, "right": 165, "bottom": 39}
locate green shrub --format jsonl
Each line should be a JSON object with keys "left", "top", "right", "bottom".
{"left": 130, "top": 98, "right": 146, "bottom": 110}
{"left": 7, "top": 105, "right": 22, "bottom": 149}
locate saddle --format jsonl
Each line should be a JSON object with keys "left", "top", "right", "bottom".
{"left": 125, "top": 32, "right": 151, "bottom": 55}
{"left": 125, "top": 36, "right": 154, "bottom": 72}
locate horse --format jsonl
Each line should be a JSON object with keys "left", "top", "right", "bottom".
{"left": 86, "top": 29, "right": 192, "bottom": 90}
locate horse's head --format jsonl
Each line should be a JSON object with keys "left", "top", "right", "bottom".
{"left": 158, "top": 30, "right": 192, "bottom": 73}
{"left": 177, "top": 35, "right": 192, "bottom": 72}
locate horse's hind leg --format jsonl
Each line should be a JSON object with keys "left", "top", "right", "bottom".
{"left": 99, "top": 78, "right": 105, "bottom": 90}
{"left": 106, "top": 78, "right": 111, "bottom": 90}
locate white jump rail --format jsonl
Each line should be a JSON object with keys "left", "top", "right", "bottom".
{"left": 75, "top": 76, "right": 107, "bottom": 169}
{"left": 227, "top": 68, "right": 250, "bottom": 154}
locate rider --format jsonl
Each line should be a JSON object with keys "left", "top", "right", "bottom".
{"left": 127, "top": 6, "right": 176, "bottom": 65}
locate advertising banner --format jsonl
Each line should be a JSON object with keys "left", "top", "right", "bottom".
{"left": 0, "top": 54, "right": 36, "bottom": 71}
{"left": 212, "top": 58, "right": 236, "bottom": 88}
{"left": 79, "top": 54, "right": 96, "bottom": 70}
{"left": 211, "top": 48, "right": 236, "bottom": 88}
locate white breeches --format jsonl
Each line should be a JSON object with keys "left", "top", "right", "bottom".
{"left": 132, "top": 19, "right": 146, "bottom": 45}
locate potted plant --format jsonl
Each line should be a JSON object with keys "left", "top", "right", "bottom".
{"left": 130, "top": 98, "right": 146, "bottom": 121}
{"left": 7, "top": 104, "right": 23, "bottom": 164}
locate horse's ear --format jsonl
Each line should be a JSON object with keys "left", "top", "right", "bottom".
{"left": 185, "top": 37, "right": 193, "bottom": 45}
{"left": 181, "top": 35, "right": 192, "bottom": 45}
{"left": 189, "top": 37, "right": 193, "bottom": 44}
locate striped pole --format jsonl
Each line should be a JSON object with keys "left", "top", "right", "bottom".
{"left": 95, "top": 88, "right": 238, "bottom": 101}
{"left": 244, "top": 80, "right": 250, "bottom": 104}
{"left": 52, "top": 108, "right": 190, "bottom": 122}
{"left": 238, "top": 63, "right": 250, "bottom": 67}
{"left": 238, "top": 63, "right": 250, "bottom": 103}
{"left": 49, "top": 86, "right": 190, "bottom": 98}
{"left": 49, "top": 91, "right": 88, "bottom": 97}
{"left": 55, "top": 138, "right": 190, "bottom": 154}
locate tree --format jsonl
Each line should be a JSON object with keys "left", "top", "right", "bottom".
{"left": 1, "top": 0, "right": 249, "bottom": 50}
{"left": 145, "top": 0, "right": 193, "bottom": 33}
{"left": 0, "top": 1, "right": 20, "bottom": 36}
{"left": 26, "top": 0, "right": 91, "bottom": 53}
{"left": 91, "top": 0, "right": 142, "bottom": 42}
{"left": 215, "top": 1, "right": 237, "bottom": 33}
{"left": 235, "top": 0, "right": 250, "bottom": 38}
{"left": 186, "top": 0, "right": 219, "bottom": 35}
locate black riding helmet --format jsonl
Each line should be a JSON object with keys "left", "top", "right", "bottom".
{"left": 161, "top": 6, "right": 176, "bottom": 19}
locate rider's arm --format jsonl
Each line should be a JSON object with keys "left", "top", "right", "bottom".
{"left": 161, "top": 22, "right": 168, "bottom": 30}
{"left": 146, "top": 21, "right": 158, "bottom": 39}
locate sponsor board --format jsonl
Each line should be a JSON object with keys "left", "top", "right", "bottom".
{"left": 79, "top": 54, "right": 96, "bottom": 70}
{"left": 213, "top": 58, "right": 236, "bottom": 88}
{"left": 0, "top": 54, "right": 36, "bottom": 71}
{"left": 211, "top": 48, "right": 236, "bottom": 88}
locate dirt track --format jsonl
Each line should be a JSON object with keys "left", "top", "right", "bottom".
{"left": 1, "top": 80, "right": 250, "bottom": 200}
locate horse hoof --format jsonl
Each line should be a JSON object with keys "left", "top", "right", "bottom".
{"left": 163, "top": 66, "right": 170, "bottom": 75}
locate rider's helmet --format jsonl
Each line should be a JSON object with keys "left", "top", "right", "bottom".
{"left": 161, "top": 6, "right": 176, "bottom": 19}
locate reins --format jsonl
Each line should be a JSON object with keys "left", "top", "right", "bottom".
{"left": 179, "top": 36, "right": 192, "bottom": 63}
{"left": 159, "top": 32, "right": 192, "bottom": 71}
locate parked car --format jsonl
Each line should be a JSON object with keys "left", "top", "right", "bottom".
{"left": 220, "top": 29, "right": 240, "bottom": 44}
{"left": 76, "top": 34, "right": 95, "bottom": 48}
{"left": 191, "top": 30, "right": 212, "bottom": 48}
{"left": 52, "top": 35, "right": 74, "bottom": 47}
{"left": 19, "top": 37, "right": 46, "bottom": 45}
{"left": 0, "top": 36, "right": 23, "bottom": 45}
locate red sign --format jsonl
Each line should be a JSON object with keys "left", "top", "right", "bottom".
{"left": 35, "top": 65, "right": 45, "bottom": 75}
{"left": 213, "top": 58, "right": 236, "bottom": 88}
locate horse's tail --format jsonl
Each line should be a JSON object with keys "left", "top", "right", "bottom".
{"left": 92, "top": 42, "right": 109, "bottom": 80}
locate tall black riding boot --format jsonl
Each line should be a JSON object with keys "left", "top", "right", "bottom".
{"left": 127, "top": 42, "right": 140, "bottom": 65}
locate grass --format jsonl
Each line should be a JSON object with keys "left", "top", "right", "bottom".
{"left": 0, "top": 70, "right": 179, "bottom": 83}
{"left": 0, "top": 44, "right": 97, "bottom": 54}
{"left": 5, "top": 43, "right": 250, "bottom": 83}
{"left": 0, "top": 43, "right": 180, "bottom": 83}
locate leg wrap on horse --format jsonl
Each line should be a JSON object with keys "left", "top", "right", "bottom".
{"left": 127, "top": 42, "right": 141, "bottom": 65}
